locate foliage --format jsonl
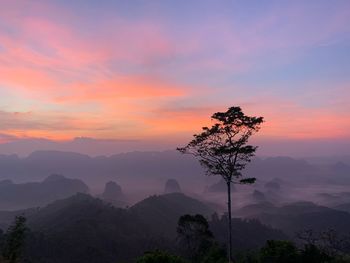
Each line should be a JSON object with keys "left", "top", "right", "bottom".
{"left": 177, "top": 214, "right": 213, "bottom": 262}
{"left": 2, "top": 193, "right": 349, "bottom": 263}
{"left": 130, "top": 193, "right": 213, "bottom": 238}
{"left": 300, "top": 244, "right": 331, "bottom": 263}
{"left": 296, "top": 229, "right": 350, "bottom": 257}
{"left": 260, "top": 240, "right": 300, "bottom": 263}
{"left": 331, "top": 255, "right": 350, "bottom": 263}
{"left": 2, "top": 215, "right": 27, "bottom": 263}
{"left": 209, "top": 215, "right": 287, "bottom": 251}
{"left": 177, "top": 106, "right": 263, "bottom": 184}
{"left": 136, "top": 250, "right": 188, "bottom": 263}
{"left": 257, "top": 238, "right": 350, "bottom": 263}
{"left": 200, "top": 244, "right": 227, "bottom": 263}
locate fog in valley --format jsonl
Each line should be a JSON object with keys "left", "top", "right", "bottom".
{"left": 1, "top": 139, "right": 350, "bottom": 263}
{"left": 1, "top": 148, "right": 349, "bottom": 215}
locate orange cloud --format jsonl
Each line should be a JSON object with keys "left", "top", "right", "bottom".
{"left": 0, "top": 1, "right": 349, "bottom": 144}
{"left": 53, "top": 75, "right": 185, "bottom": 102}
{"left": 243, "top": 97, "right": 350, "bottom": 140}
{"left": 0, "top": 66, "right": 56, "bottom": 91}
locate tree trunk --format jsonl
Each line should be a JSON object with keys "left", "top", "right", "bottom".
{"left": 227, "top": 180, "right": 233, "bottom": 263}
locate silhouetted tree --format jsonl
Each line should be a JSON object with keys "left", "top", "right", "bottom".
{"left": 177, "top": 214, "right": 214, "bottom": 262}
{"left": 177, "top": 106, "right": 263, "bottom": 262}
{"left": 2, "top": 215, "right": 27, "bottom": 263}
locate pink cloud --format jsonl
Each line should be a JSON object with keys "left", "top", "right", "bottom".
{"left": 0, "top": 1, "right": 349, "bottom": 143}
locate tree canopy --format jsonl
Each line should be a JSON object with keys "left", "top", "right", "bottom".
{"left": 177, "top": 106, "right": 263, "bottom": 184}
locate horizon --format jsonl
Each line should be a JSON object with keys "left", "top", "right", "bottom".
{"left": 0, "top": 136, "right": 350, "bottom": 158}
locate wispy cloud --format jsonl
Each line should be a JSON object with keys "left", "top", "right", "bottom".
{"left": 0, "top": 0, "right": 349, "bottom": 143}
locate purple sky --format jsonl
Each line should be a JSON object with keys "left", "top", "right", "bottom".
{"left": 0, "top": 0, "right": 349, "bottom": 156}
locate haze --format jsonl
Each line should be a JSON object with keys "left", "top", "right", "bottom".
{"left": 0, "top": 1, "right": 350, "bottom": 263}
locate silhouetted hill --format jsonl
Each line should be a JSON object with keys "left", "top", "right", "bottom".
{"left": 252, "top": 190, "right": 266, "bottom": 202}
{"left": 28, "top": 193, "right": 133, "bottom": 232}
{"left": 235, "top": 202, "right": 276, "bottom": 217}
{"left": 130, "top": 192, "right": 214, "bottom": 237}
{"left": 24, "top": 193, "right": 153, "bottom": 263}
{"left": 100, "top": 181, "right": 127, "bottom": 207}
{"left": 164, "top": 179, "right": 181, "bottom": 193}
{"left": 237, "top": 201, "right": 350, "bottom": 236}
{"left": 210, "top": 216, "right": 287, "bottom": 250}
{"left": 0, "top": 193, "right": 290, "bottom": 262}
{"left": 0, "top": 174, "right": 89, "bottom": 210}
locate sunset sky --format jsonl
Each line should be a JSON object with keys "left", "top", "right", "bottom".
{"left": 0, "top": 0, "right": 349, "bottom": 155}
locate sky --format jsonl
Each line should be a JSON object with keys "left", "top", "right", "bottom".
{"left": 0, "top": 0, "right": 349, "bottom": 156}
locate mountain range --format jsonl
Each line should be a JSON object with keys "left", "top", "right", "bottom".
{"left": 0, "top": 150, "right": 349, "bottom": 192}
{"left": 0, "top": 192, "right": 286, "bottom": 263}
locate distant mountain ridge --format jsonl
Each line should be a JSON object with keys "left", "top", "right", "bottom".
{"left": 0, "top": 174, "right": 89, "bottom": 210}
{"left": 0, "top": 150, "right": 348, "bottom": 189}
{"left": 0, "top": 150, "right": 204, "bottom": 187}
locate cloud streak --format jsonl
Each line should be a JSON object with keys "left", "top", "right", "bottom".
{"left": 0, "top": 0, "right": 349, "bottom": 146}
